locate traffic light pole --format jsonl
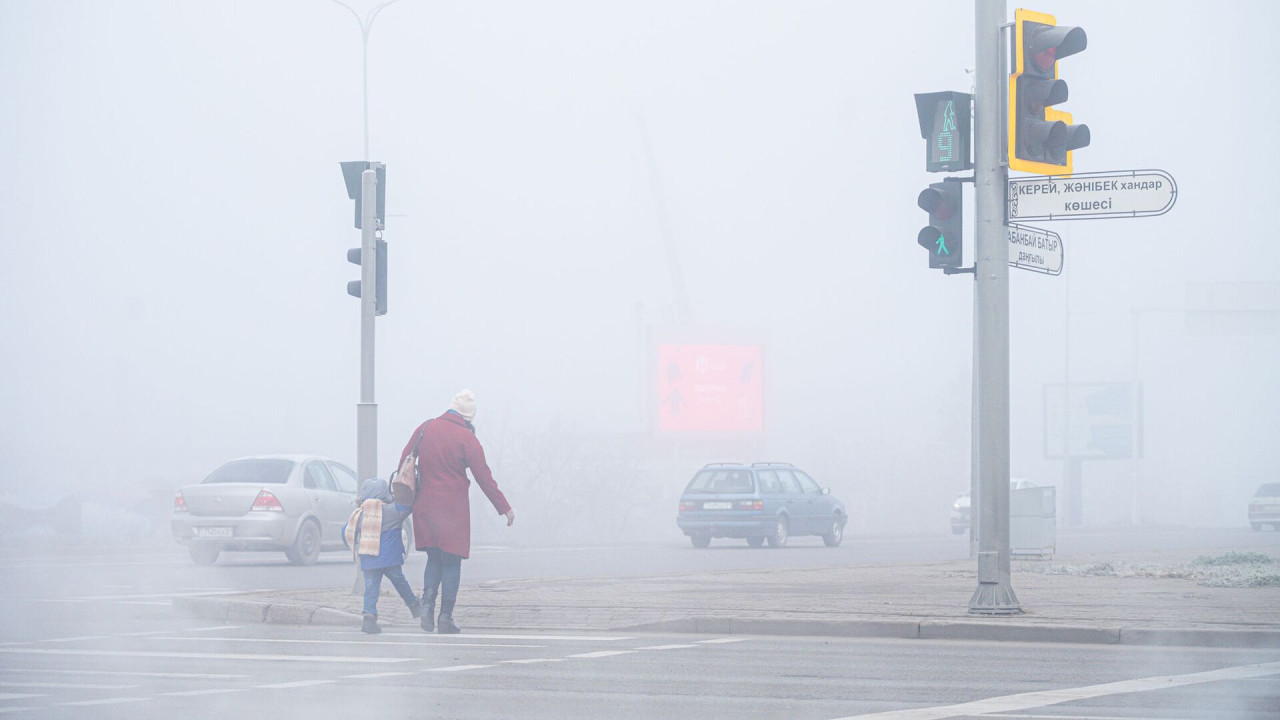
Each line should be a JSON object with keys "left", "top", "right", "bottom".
{"left": 968, "top": 0, "right": 1020, "bottom": 614}
{"left": 357, "top": 169, "right": 378, "bottom": 485}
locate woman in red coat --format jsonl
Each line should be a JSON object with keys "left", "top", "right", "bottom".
{"left": 399, "top": 389, "right": 514, "bottom": 634}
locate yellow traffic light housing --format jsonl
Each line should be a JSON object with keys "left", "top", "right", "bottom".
{"left": 1008, "top": 8, "right": 1090, "bottom": 175}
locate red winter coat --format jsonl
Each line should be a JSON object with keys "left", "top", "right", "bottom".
{"left": 400, "top": 410, "right": 510, "bottom": 559}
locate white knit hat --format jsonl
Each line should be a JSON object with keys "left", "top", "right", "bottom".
{"left": 450, "top": 389, "right": 477, "bottom": 422}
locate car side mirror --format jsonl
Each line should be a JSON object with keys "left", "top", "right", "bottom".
{"left": 821, "top": 487, "right": 831, "bottom": 495}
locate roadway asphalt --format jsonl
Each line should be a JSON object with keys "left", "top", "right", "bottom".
{"left": 0, "top": 621, "right": 1275, "bottom": 719}
{"left": 2, "top": 527, "right": 1278, "bottom": 718}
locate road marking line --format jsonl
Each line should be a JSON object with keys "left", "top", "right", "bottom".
{"left": 257, "top": 680, "right": 335, "bottom": 689}
{"left": 982, "top": 715, "right": 1183, "bottom": 719}
{"left": 57, "top": 697, "right": 149, "bottom": 706}
{"left": 0, "top": 694, "right": 43, "bottom": 701}
{"left": 364, "top": 632, "right": 633, "bottom": 642}
{"left": 0, "top": 668, "right": 247, "bottom": 680}
{"left": 150, "top": 636, "right": 544, "bottom": 649}
{"left": 636, "top": 644, "right": 699, "bottom": 650}
{"left": 344, "top": 672, "right": 417, "bottom": 679}
{"left": 697, "top": 638, "right": 751, "bottom": 644}
{"left": 0, "top": 681, "right": 138, "bottom": 690}
{"left": 0, "top": 708, "right": 40, "bottom": 715}
{"left": 0, "top": 648, "right": 413, "bottom": 664}
{"left": 828, "top": 660, "right": 1280, "bottom": 719}
{"left": 9, "top": 625, "right": 242, "bottom": 646}
{"left": 160, "top": 688, "right": 246, "bottom": 697}
{"left": 173, "top": 625, "right": 244, "bottom": 634}
{"left": 569, "top": 650, "right": 636, "bottom": 659}
{"left": 37, "top": 589, "right": 265, "bottom": 602}
{"left": 424, "top": 665, "right": 493, "bottom": 673}
{"left": 499, "top": 658, "right": 565, "bottom": 665}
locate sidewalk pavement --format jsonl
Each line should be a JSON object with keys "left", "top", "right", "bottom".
{"left": 172, "top": 547, "right": 1280, "bottom": 649}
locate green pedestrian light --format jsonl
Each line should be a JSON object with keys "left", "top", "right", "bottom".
{"left": 917, "top": 181, "right": 963, "bottom": 270}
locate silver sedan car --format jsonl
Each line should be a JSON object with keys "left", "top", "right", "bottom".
{"left": 171, "top": 455, "right": 360, "bottom": 565}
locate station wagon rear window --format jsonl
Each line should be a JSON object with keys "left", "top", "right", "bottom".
{"left": 202, "top": 459, "right": 294, "bottom": 484}
{"left": 685, "top": 469, "right": 755, "bottom": 494}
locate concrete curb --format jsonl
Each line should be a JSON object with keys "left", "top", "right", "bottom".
{"left": 918, "top": 621, "right": 1121, "bottom": 645}
{"left": 172, "top": 596, "right": 1280, "bottom": 649}
{"left": 1119, "top": 627, "right": 1280, "bottom": 649}
{"left": 619, "top": 617, "right": 920, "bottom": 639}
{"left": 172, "top": 596, "right": 360, "bottom": 627}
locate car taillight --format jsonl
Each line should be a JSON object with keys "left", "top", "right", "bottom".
{"left": 252, "top": 490, "right": 284, "bottom": 512}
{"left": 678, "top": 501, "right": 697, "bottom": 511}
{"left": 737, "top": 500, "right": 763, "bottom": 510}
{"left": 174, "top": 492, "right": 188, "bottom": 512}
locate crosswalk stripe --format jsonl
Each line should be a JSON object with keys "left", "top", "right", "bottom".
{"left": 57, "top": 697, "right": 148, "bottom": 706}
{"left": 0, "top": 648, "right": 413, "bottom": 664}
{"left": 697, "top": 638, "right": 751, "bottom": 644}
{"left": 150, "top": 636, "right": 543, "bottom": 649}
{"left": 569, "top": 650, "right": 636, "bottom": 659}
{"left": 160, "top": 689, "right": 246, "bottom": 697}
{"left": 257, "top": 680, "right": 334, "bottom": 689}
{"left": 344, "top": 672, "right": 416, "bottom": 679}
{"left": 424, "top": 665, "right": 493, "bottom": 672}
{"left": 357, "top": 632, "right": 632, "bottom": 642}
{"left": 636, "top": 644, "right": 699, "bottom": 650}
{"left": 827, "top": 660, "right": 1280, "bottom": 720}
{"left": 0, "top": 681, "right": 137, "bottom": 690}
{"left": 0, "top": 694, "right": 43, "bottom": 701}
{"left": 0, "top": 668, "right": 247, "bottom": 680}
{"left": 499, "top": 658, "right": 565, "bottom": 665}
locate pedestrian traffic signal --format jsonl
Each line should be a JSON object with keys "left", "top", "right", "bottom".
{"left": 917, "top": 181, "right": 962, "bottom": 269}
{"left": 346, "top": 238, "right": 387, "bottom": 316}
{"left": 1008, "top": 8, "right": 1090, "bottom": 175}
{"left": 914, "top": 91, "right": 973, "bottom": 173}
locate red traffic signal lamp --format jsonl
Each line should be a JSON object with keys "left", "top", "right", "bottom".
{"left": 917, "top": 181, "right": 963, "bottom": 270}
{"left": 1008, "top": 8, "right": 1090, "bottom": 175}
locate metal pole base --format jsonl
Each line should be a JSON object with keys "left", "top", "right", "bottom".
{"left": 968, "top": 551, "right": 1022, "bottom": 614}
{"left": 968, "top": 582, "right": 1022, "bottom": 615}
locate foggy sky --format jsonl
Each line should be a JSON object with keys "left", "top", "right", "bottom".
{"left": 2, "top": 0, "right": 1277, "bottom": 534}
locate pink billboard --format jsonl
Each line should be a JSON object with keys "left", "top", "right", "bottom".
{"left": 657, "top": 344, "right": 763, "bottom": 433}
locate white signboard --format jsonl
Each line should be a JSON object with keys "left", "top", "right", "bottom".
{"left": 1008, "top": 224, "right": 1062, "bottom": 276}
{"left": 1008, "top": 169, "right": 1176, "bottom": 222}
{"left": 1043, "top": 382, "right": 1142, "bottom": 460}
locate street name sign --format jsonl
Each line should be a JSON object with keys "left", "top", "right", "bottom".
{"left": 1007, "top": 223, "right": 1062, "bottom": 276}
{"left": 1008, "top": 169, "right": 1176, "bottom": 222}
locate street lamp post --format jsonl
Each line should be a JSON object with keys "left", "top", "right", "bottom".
{"left": 328, "top": 0, "right": 403, "bottom": 161}
{"left": 328, "top": 0, "right": 402, "bottom": 595}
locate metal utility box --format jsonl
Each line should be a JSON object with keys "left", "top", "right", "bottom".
{"left": 1011, "top": 486, "right": 1056, "bottom": 558}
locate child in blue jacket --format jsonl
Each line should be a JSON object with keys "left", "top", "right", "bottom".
{"left": 346, "top": 478, "right": 420, "bottom": 634}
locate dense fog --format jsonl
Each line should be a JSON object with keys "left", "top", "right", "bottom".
{"left": 2, "top": 0, "right": 1278, "bottom": 549}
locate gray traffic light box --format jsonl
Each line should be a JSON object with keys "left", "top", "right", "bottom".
{"left": 340, "top": 161, "right": 386, "bottom": 230}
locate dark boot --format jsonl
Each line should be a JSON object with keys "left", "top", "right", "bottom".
{"left": 419, "top": 589, "right": 437, "bottom": 632}
{"left": 437, "top": 599, "right": 461, "bottom": 634}
{"left": 361, "top": 614, "right": 381, "bottom": 634}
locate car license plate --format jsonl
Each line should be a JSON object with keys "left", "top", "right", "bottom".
{"left": 193, "top": 526, "right": 233, "bottom": 539}
{"left": 702, "top": 501, "right": 732, "bottom": 510}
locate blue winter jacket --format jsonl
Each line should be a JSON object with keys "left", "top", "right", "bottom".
{"left": 349, "top": 478, "right": 412, "bottom": 571}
